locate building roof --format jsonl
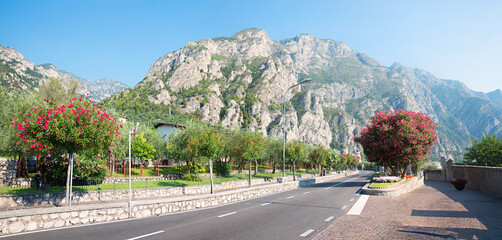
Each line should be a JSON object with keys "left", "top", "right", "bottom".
{"left": 153, "top": 122, "right": 186, "bottom": 130}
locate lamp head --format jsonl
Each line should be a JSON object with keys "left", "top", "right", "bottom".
{"left": 301, "top": 78, "right": 312, "bottom": 83}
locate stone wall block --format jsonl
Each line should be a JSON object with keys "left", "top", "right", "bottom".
{"left": 9, "top": 221, "right": 25, "bottom": 233}
{"left": 60, "top": 213, "right": 70, "bottom": 219}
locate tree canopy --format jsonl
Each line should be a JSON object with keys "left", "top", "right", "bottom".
{"left": 464, "top": 134, "right": 502, "bottom": 167}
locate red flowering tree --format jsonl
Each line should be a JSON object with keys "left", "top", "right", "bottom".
{"left": 309, "top": 146, "right": 329, "bottom": 175}
{"left": 340, "top": 154, "right": 359, "bottom": 169}
{"left": 353, "top": 109, "right": 438, "bottom": 177}
{"left": 11, "top": 96, "right": 121, "bottom": 204}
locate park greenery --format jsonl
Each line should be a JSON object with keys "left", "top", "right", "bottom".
{"left": 0, "top": 77, "right": 365, "bottom": 197}
{"left": 354, "top": 109, "right": 438, "bottom": 177}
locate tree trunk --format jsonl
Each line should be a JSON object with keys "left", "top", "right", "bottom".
{"left": 209, "top": 158, "right": 214, "bottom": 194}
{"left": 187, "top": 160, "right": 192, "bottom": 175}
{"left": 240, "top": 162, "right": 244, "bottom": 178}
{"left": 293, "top": 161, "right": 296, "bottom": 181}
{"left": 248, "top": 160, "right": 251, "bottom": 187}
{"left": 111, "top": 152, "right": 115, "bottom": 178}
{"left": 254, "top": 160, "right": 258, "bottom": 175}
{"left": 272, "top": 162, "right": 276, "bottom": 174}
{"left": 16, "top": 154, "right": 28, "bottom": 178}
{"left": 65, "top": 153, "right": 74, "bottom": 206}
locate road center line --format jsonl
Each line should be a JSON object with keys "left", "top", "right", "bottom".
{"left": 286, "top": 196, "right": 295, "bottom": 199}
{"left": 300, "top": 229, "right": 315, "bottom": 237}
{"left": 347, "top": 195, "right": 370, "bottom": 215}
{"left": 324, "top": 216, "right": 334, "bottom": 222}
{"left": 325, "top": 176, "right": 360, "bottom": 189}
{"left": 260, "top": 202, "right": 271, "bottom": 206}
{"left": 127, "top": 230, "right": 164, "bottom": 240}
{"left": 218, "top": 212, "right": 237, "bottom": 218}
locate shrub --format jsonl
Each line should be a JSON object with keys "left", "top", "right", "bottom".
{"left": 183, "top": 174, "right": 202, "bottom": 182}
{"left": 422, "top": 162, "right": 440, "bottom": 170}
{"left": 214, "top": 161, "right": 233, "bottom": 176}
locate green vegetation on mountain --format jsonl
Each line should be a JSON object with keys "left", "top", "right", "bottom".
{"left": 96, "top": 29, "right": 502, "bottom": 161}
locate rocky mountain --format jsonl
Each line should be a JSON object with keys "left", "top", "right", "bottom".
{"left": 103, "top": 28, "right": 502, "bottom": 161}
{"left": 0, "top": 45, "right": 128, "bottom": 102}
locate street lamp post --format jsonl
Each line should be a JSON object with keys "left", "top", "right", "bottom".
{"left": 128, "top": 122, "right": 139, "bottom": 218}
{"left": 282, "top": 78, "right": 312, "bottom": 178}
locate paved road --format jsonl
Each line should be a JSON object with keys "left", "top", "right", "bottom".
{"left": 3, "top": 171, "right": 372, "bottom": 240}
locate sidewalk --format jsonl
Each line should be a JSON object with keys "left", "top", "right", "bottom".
{"left": 316, "top": 180, "right": 502, "bottom": 239}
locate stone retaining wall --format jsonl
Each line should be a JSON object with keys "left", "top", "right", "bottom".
{"left": 0, "top": 158, "right": 17, "bottom": 186}
{"left": 0, "top": 170, "right": 359, "bottom": 235}
{"left": 0, "top": 177, "right": 275, "bottom": 208}
{"left": 426, "top": 163, "right": 502, "bottom": 198}
{"left": 424, "top": 169, "right": 444, "bottom": 181}
{"left": 450, "top": 165, "right": 502, "bottom": 198}
{"left": 0, "top": 171, "right": 351, "bottom": 208}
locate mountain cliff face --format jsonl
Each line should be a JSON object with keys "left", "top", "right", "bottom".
{"left": 103, "top": 28, "right": 502, "bottom": 160}
{"left": 0, "top": 45, "right": 128, "bottom": 102}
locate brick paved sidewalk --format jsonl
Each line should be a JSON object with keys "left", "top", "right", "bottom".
{"left": 315, "top": 180, "right": 502, "bottom": 240}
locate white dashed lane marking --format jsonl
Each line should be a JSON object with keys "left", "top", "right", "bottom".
{"left": 127, "top": 230, "right": 164, "bottom": 240}
{"left": 218, "top": 212, "right": 237, "bottom": 218}
{"left": 300, "top": 229, "right": 315, "bottom": 237}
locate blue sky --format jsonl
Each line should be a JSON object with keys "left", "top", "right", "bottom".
{"left": 1, "top": 0, "right": 501, "bottom": 92}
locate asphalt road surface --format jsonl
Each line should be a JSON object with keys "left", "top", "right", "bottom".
{"left": 3, "top": 171, "right": 373, "bottom": 240}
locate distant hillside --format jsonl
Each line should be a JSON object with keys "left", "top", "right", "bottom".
{"left": 98, "top": 28, "right": 501, "bottom": 161}
{"left": 0, "top": 45, "right": 129, "bottom": 102}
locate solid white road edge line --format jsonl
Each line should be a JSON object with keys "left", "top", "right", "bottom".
{"left": 303, "top": 192, "right": 309, "bottom": 194}
{"left": 217, "top": 211, "right": 237, "bottom": 218}
{"left": 341, "top": 205, "right": 348, "bottom": 210}
{"left": 347, "top": 195, "right": 369, "bottom": 215}
{"left": 324, "top": 216, "right": 335, "bottom": 222}
{"left": 127, "top": 230, "right": 165, "bottom": 240}
{"left": 260, "top": 202, "right": 271, "bottom": 206}
{"left": 286, "top": 196, "right": 295, "bottom": 199}
{"left": 300, "top": 229, "right": 315, "bottom": 237}
{"left": 350, "top": 198, "right": 355, "bottom": 202}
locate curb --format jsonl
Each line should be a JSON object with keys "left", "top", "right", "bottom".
{"left": 361, "top": 176, "right": 424, "bottom": 196}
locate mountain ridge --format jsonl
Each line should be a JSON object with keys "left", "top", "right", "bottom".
{"left": 0, "top": 44, "right": 129, "bottom": 102}
{"left": 101, "top": 29, "right": 502, "bottom": 161}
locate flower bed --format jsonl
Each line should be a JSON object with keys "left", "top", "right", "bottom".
{"left": 375, "top": 176, "right": 401, "bottom": 183}
{"left": 370, "top": 176, "right": 402, "bottom": 189}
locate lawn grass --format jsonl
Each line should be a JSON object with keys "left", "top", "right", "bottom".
{"left": 111, "top": 166, "right": 187, "bottom": 177}
{"left": 0, "top": 172, "right": 297, "bottom": 195}
{"left": 369, "top": 181, "right": 399, "bottom": 188}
